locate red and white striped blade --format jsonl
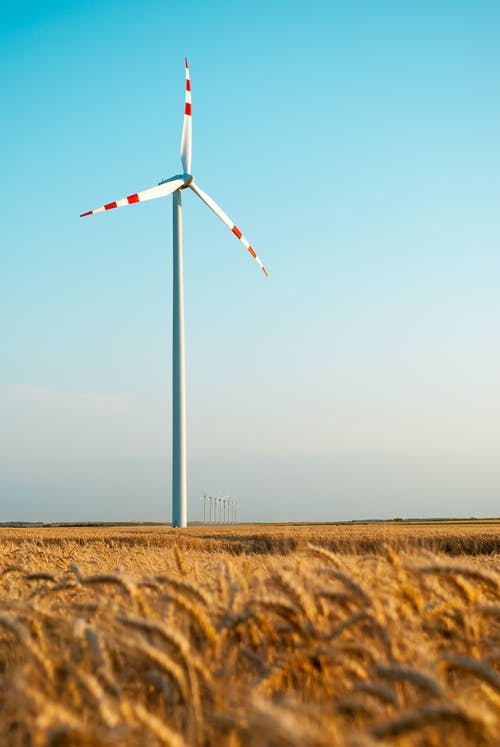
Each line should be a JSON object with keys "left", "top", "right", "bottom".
{"left": 180, "top": 58, "right": 192, "bottom": 174}
{"left": 80, "top": 177, "right": 184, "bottom": 217}
{"left": 189, "top": 182, "right": 269, "bottom": 277}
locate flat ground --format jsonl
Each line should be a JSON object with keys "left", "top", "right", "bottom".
{"left": 1, "top": 519, "right": 498, "bottom": 567}
{"left": 0, "top": 521, "right": 498, "bottom": 746}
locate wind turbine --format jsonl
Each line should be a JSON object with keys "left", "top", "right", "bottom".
{"left": 80, "top": 60, "right": 268, "bottom": 528}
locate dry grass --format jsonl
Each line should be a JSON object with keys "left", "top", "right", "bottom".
{"left": 0, "top": 522, "right": 498, "bottom": 746}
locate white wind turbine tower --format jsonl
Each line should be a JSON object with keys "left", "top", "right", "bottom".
{"left": 80, "top": 60, "right": 268, "bottom": 527}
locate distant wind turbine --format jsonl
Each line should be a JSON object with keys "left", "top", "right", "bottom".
{"left": 80, "top": 59, "right": 268, "bottom": 528}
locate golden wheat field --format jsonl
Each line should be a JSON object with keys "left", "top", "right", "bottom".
{"left": 0, "top": 522, "right": 499, "bottom": 746}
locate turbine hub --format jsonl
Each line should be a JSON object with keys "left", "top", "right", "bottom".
{"left": 182, "top": 173, "right": 194, "bottom": 188}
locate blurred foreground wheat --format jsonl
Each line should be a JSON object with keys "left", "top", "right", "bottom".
{"left": 0, "top": 526, "right": 498, "bottom": 746}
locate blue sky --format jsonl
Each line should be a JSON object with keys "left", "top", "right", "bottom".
{"left": 1, "top": 0, "right": 499, "bottom": 522}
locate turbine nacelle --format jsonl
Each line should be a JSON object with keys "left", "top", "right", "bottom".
{"left": 158, "top": 174, "right": 193, "bottom": 188}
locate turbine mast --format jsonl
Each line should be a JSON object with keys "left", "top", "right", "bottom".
{"left": 172, "top": 189, "right": 187, "bottom": 527}
{"left": 80, "top": 59, "right": 268, "bottom": 530}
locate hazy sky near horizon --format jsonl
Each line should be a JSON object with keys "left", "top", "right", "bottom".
{"left": 1, "top": 0, "right": 499, "bottom": 522}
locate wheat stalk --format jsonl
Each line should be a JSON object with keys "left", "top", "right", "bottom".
{"left": 441, "top": 653, "right": 500, "bottom": 690}
{"left": 374, "top": 663, "right": 444, "bottom": 696}
{"left": 316, "top": 568, "right": 371, "bottom": 604}
{"left": 75, "top": 670, "right": 120, "bottom": 728}
{"left": 416, "top": 563, "right": 499, "bottom": 593}
{"left": 156, "top": 575, "right": 211, "bottom": 607}
{"left": 0, "top": 614, "right": 54, "bottom": 680}
{"left": 371, "top": 701, "right": 490, "bottom": 739}
{"left": 167, "top": 590, "right": 218, "bottom": 650}
{"left": 126, "top": 635, "right": 189, "bottom": 704}
{"left": 123, "top": 700, "right": 188, "bottom": 747}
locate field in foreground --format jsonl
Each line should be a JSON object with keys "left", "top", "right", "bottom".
{"left": 0, "top": 523, "right": 498, "bottom": 746}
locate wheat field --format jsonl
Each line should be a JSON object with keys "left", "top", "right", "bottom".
{"left": 0, "top": 523, "right": 498, "bottom": 746}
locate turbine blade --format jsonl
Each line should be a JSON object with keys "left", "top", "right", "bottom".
{"left": 189, "top": 182, "right": 269, "bottom": 277}
{"left": 180, "top": 58, "right": 192, "bottom": 174}
{"left": 80, "top": 177, "right": 184, "bottom": 217}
